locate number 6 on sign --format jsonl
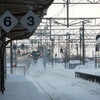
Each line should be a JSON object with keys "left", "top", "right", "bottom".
{"left": 0, "top": 10, "right": 18, "bottom": 33}
{"left": 4, "top": 17, "right": 12, "bottom": 27}
{"left": 20, "top": 10, "right": 41, "bottom": 32}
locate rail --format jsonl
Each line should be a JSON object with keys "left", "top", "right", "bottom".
{"left": 7, "top": 66, "right": 26, "bottom": 76}
{"left": 75, "top": 72, "right": 100, "bottom": 84}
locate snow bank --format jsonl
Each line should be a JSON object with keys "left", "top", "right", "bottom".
{"left": 75, "top": 61, "right": 95, "bottom": 69}
{"left": 69, "top": 60, "right": 80, "bottom": 64}
{"left": 75, "top": 61, "right": 100, "bottom": 76}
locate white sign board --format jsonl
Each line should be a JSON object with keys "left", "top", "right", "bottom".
{"left": 0, "top": 10, "right": 18, "bottom": 33}
{"left": 20, "top": 10, "right": 41, "bottom": 32}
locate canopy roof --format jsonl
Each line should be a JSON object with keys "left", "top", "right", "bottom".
{"left": 0, "top": 0, "right": 54, "bottom": 40}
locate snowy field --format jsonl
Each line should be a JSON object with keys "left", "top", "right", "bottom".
{"left": 1, "top": 57, "right": 100, "bottom": 100}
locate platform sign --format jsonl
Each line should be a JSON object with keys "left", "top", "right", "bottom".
{"left": 0, "top": 10, "right": 18, "bottom": 33}
{"left": 20, "top": 10, "right": 41, "bottom": 32}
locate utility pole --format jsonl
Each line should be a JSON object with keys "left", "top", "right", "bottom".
{"left": 65, "top": 33, "right": 67, "bottom": 68}
{"left": 51, "top": 38, "right": 54, "bottom": 67}
{"left": 81, "top": 21, "right": 85, "bottom": 65}
{"left": 95, "top": 49, "right": 97, "bottom": 68}
{"left": 80, "top": 28, "right": 82, "bottom": 63}
{"left": 10, "top": 41, "right": 13, "bottom": 74}
{"left": 66, "top": 33, "right": 74, "bottom": 61}
{"left": 58, "top": 37, "right": 60, "bottom": 58}
{"left": 67, "top": 0, "right": 69, "bottom": 27}
{"left": 63, "top": 0, "right": 69, "bottom": 27}
{"left": 49, "top": 17, "right": 52, "bottom": 40}
{"left": 65, "top": 33, "right": 74, "bottom": 68}
{"left": 76, "top": 44, "right": 78, "bottom": 59}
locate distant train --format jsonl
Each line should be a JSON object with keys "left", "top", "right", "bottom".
{"left": 29, "top": 50, "right": 43, "bottom": 63}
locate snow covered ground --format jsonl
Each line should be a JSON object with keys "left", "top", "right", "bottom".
{"left": 1, "top": 57, "right": 100, "bottom": 100}
{"left": 0, "top": 74, "right": 46, "bottom": 100}
{"left": 26, "top": 59, "right": 100, "bottom": 100}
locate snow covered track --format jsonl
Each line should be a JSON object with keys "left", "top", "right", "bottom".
{"left": 35, "top": 79, "right": 54, "bottom": 100}
{"left": 49, "top": 71, "right": 100, "bottom": 95}
{"left": 26, "top": 66, "right": 100, "bottom": 100}
{"left": 30, "top": 75, "right": 100, "bottom": 100}
{"left": 34, "top": 78, "right": 71, "bottom": 100}
{"left": 14, "top": 59, "right": 100, "bottom": 100}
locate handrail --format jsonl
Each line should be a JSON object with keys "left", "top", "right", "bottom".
{"left": 6, "top": 66, "right": 26, "bottom": 76}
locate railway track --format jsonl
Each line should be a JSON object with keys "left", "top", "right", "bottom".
{"left": 35, "top": 79, "right": 55, "bottom": 100}
{"left": 27, "top": 69, "right": 100, "bottom": 100}
{"left": 49, "top": 72, "right": 100, "bottom": 95}
{"left": 34, "top": 78, "right": 71, "bottom": 100}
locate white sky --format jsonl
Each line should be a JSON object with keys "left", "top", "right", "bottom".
{"left": 13, "top": 0, "right": 100, "bottom": 59}
{"left": 45, "top": 0, "right": 100, "bottom": 18}
{"left": 43, "top": 1, "right": 100, "bottom": 57}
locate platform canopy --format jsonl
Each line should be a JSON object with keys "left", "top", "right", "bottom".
{"left": 0, "top": 0, "right": 54, "bottom": 40}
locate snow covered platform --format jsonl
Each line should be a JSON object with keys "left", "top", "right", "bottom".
{"left": 0, "top": 74, "right": 45, "bottom": 100}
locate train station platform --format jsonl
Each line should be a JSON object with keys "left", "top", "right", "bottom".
{"left": 0, "top": 74, "right": 45, "bottom": 100}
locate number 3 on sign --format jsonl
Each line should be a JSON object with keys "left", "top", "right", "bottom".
{"left": 20, "top": 10, "right": 41, "bottom": 32}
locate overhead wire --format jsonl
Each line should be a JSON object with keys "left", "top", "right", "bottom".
{"left": 53, "top": 0, "right": 83, "bottom": 35}
{"left": 52, "top": 4, "right": 66, "bottom": 17}
{"left": 69, "top": 0, "right": 83, "bottom": 7}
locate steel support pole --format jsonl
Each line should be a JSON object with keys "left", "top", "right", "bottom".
{"left": 65, "top": 33, "right": 67, "bottom": 68}
{"left": 82, "top": 21, "right": 85, "bottom": 65}
{"left": 49, "top": 18, "right": 52, "bottom": 40}
{"left": 68, "top": 34, "right": 70, "bottom": 61}
{"left": 0, "top": 33, "right": 5, "bottom": 94}
{"left": 10, "top": 41, "right": 13, "bottom": 74}
{"left": 51, "top": 39, "right": 54, "bottom": 67}
{"left": 95, "top": 49, "right": 97, "bottom": 68}
{"left": 80, "top": 28, "right": 82, "bottom": 63}
{"left": 76, "top": 44, "right": 78, "bottom": 59}
{"left": 67, "top": 0, "right": 69, "bottom": 27}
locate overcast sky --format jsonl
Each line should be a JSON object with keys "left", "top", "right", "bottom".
{"left": 45, "top": 0, "right": 100, "bottom": 18}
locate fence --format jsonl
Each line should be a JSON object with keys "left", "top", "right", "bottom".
{"left": 75, "top": 72, "right": 100, "bottom": 84}
{"left": 7, "top": 66, "right": 26, "bottom": 76}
